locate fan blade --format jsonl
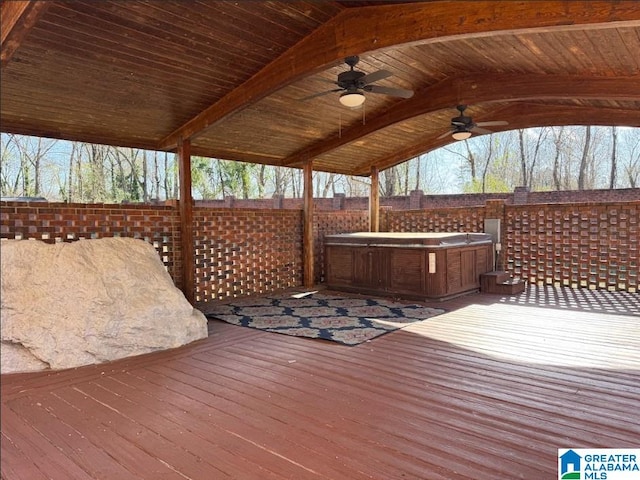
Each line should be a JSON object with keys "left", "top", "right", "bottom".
{"left": 476, "top": 120, "right": 509, "bottom": 127}
{"left": 318, "top": 78, "right": 340, "bottom": 85}
{"left": 437, "top": 130, "right": 453, "bottom": 139}
{"left": 363, "top": 84, "right": 414, "bottom": 98}
{"left": 471, "top": 126, "right": 494, "bottom": 135}
{"left": 359, "top": 69, "right": 392, "bottom": 85}
{"left": 299, "top": 88, "right": 343, "bottom": 101}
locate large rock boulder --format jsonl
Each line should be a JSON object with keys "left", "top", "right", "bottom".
{"left": 1, "top": 237, "right": 208, "bottom": 374}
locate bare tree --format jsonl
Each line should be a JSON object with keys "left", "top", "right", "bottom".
{"left": 578, "top": 126, "right": 592, "bottom": 190}
{"left": 142, "top": 150, "right": 149, "bottom": 202}
{"left": 610, "top": 126, "right": 618, "bottom": 189}
{"left": 518, "top": 127, "right": 549, "bottom": 189}
{"left": 480, "top": 135, "right": 494, "bottom": 193}
{"left": 152, "top": 151, "right": 160, "bottom": 199}
{"left": 621, "top": 129, "right": 640, "bottom": 187}
{"left": 463, "top": 139, "right": 477, "bottom": 181}
{"left": 381, "top": 166, "right": 398, "bottom": 196}
{"left": 258, "top": 164, "right": 266, "bottom": 198}
{"left": 551, "top": 127, "right": 565, "bottom": 190}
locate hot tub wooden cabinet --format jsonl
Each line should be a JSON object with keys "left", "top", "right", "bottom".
{"left": 324, "top": 232, "right": 493, "bottom": 301}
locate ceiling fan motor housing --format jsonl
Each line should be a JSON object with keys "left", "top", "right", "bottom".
{"left": 337, "top": 70, "right": 366, "bottom": 89}
{"left": 452, "top": 105, "right": 473, "bottom": 128}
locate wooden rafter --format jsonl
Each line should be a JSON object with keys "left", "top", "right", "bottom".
{"left": 158, "top": 0, "right": 640, "bottom": 150}
{"left": 354, "top": 104, "right": 640, "bottom": 175}
{"left": 281, "top": 74, "right": 640, "bottom": 168}
{"left": 0, "top": 0, "right": 50, "bottom": 67}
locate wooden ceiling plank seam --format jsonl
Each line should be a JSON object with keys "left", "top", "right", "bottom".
{"left": 505, "top": 36, "right": 552, "bottom": 75}
{"left": 158, "top": 1, "right": 640, "bottom": 150}
{"left": 2, "top": 44, "right": 221, "bottom": 98}
{"left": 396, "top": 46, "right": 452, "bottom": 81}
{"left": 546, "top": 32, "right": 593, "bottom": 75}
{"left": 150, "top": 8, "right": 299, "bottom": 64}
{"left": 36, "top": 9, "right": 261, "bottom": 86}
{"left": 588, "top": 28, "right": 640, "bottom": 76}
{"left": 0, "top": 122, "right": 161, "bottom": 153}
{"left": 406, "top": 42, "right": 477, "bottom": 78}
{"left": 25, "top": 30, "right": 238, "bottom": 91}
{"left": 2, "top": 76, "right": 221, "bottom": 126}
{"left": 109, "top": 0, "right": 310, "bottom": 54}
{"left": 458, "top": 40, "right": 508, "bottom": 74}
{"left": 617, "top": 29, "right": 640, "bottom": 72}
{"left": 509, "top": 34, "right": 563, "bottom": 75}
{"left": 265, "top": 1, "right": 347, "bottom": 26}
{"left": 547, "top": 31, "right": 597, "bottom": 75}
{"left": 0, "top": 0, "right": 50, "bottom": 67}
{"left": 10, "top": 39, "right": 239, "bottom": 100}
{"left": 464, "top": 36, "right": 540, "bottom": 75}
{"left": 193, "top": 1, "right": 333, "bottom": 51}
{"left": 361, "top": 51, "right": 429, "bottom": 90}
{"left": 279, "top": 73, "right": 640, "bottom": 167}
{"left": 614, "top": 28, "right": 640, "bottom": 71}
{"left": 235, "top": 2, "right": 339, "bottom": 36}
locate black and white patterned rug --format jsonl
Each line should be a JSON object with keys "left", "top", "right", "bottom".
{"left": 205, "top": 292, "right": 446, "bottom": 346}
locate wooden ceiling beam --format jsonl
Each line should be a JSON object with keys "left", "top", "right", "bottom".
{"left": 158, "top": 0, "right": 640, "bottom": 150}
{"left": 281, "top": 74, "right": 640, "bottom": 167}
{"left": 350, "top": 104, "right": 640, "bottom": 176}
{"left": 1, "top": 0, "right": 50, "bottom": 67}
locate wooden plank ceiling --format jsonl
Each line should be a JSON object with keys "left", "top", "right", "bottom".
{"left": 1, "top": 0, "right": 639, "bottom": 176}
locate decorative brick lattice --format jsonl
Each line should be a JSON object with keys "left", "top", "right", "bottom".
{"left": 314, "top": 211, "right": 370, "bottom": 283}
{"left": 193, "top": 208, "right": 304, "bottom": 303}
{"left": 0, "top": 201, "right": 181, "bottom": 287}
{"left": 3, "top": 197, "right": 639, "bottom": 296}
{"left": 386, "top": 207, "right": 486, "bottom": 233}
{"left": 505, "top": 202, "right": 639, "bottom": 292}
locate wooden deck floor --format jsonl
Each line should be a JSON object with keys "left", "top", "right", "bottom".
{"left": 2, "top": 286, "right": 639, "bottom": 479}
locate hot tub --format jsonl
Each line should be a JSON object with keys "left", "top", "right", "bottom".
{"left": 324, "top": 232, "right": 493, "bottom": 300}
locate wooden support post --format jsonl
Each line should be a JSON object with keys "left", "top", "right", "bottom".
{"left": 177, "top": 137, "right": 195, "bottom": 304}
{"left": 369, "top": 166, "right": 380, "bottom": 232}
{"left": 303, "top": 161, "right": 314, "bottom": 288}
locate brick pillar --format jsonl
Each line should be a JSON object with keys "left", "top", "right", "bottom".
{"left": 224, "top": 195, "right": 234, "bottom": 208}
{"left": 513, "top": 186, "right": 529, "bottom": 204}
{"left": 332, "top": 193, "right": 345, "bottom": 210}
{"left": 409, "top": 189, "right": 423, "bottom": 209}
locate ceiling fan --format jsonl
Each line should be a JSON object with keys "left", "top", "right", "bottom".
{"left": 301, "top": 56, "right": 414, "bottom": 108}
{"left": 438, "top": 105, "right": 509, "bottom": 140}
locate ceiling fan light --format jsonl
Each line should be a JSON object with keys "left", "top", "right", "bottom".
{"left": 339, "top": 91, "right": 365, "bottom": 108}
{"left": 452, "top": 130, "right": 472, "bottom": 140}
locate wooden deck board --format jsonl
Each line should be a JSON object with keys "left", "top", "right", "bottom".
{"left": 2, "top": 287, "right": 639, "bottom": 480}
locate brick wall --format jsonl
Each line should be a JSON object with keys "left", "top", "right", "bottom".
{"left": 193, "top": 208, "right": 304, "bottom": 304}
{"left": 0, "top": 201, "right": 182, "bottom": 288}
{"left": 200, "top": 188, "right": 638, "bottom": 210}
{"left": 385, "top": 206, "right": 486, "bottom": 233}
{"left": 504, "top": 202, "right": 639, "bottom": 292}
{"left": 2, "top": 194, "right": 638, "bottom": 298}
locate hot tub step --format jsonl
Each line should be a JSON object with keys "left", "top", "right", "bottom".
{"left": 480, "top": 271, "right": 526, "bottom": 295}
